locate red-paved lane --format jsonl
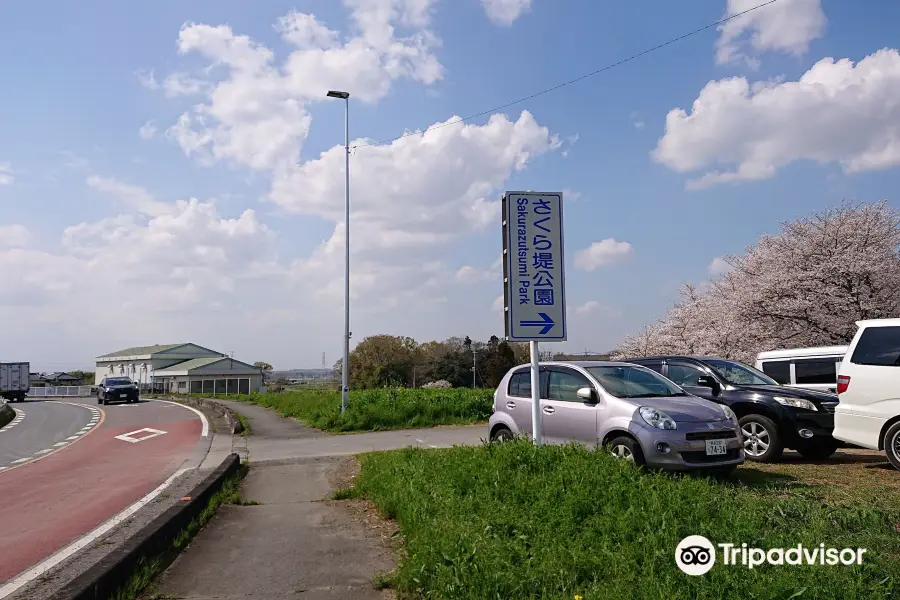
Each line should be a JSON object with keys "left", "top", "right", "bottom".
{"left": 0, "top": 400, "right": 206, "bottom": 584}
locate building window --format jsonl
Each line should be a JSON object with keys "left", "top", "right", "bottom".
{"left": 226, "top": 379, "right": 239, "bottom": 394}
{"left": 202, "top": 379, "right": 214, "bottom": 394}
{"left": 239, "top": 379, "right": 250, "bottom": 395}
{"left": 190, "top": 380, "right": 202, "bottom": 394}
{"left": 178, "top": 381, "right": 187, "bottom": 391}
{"left": 215, "top": 379, "right": 226, "bottom": 394}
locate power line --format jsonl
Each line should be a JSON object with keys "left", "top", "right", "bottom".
{"left": 351, "top": 0, "right": 780, "bottom": 150}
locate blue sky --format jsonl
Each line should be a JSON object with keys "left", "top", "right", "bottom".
{"left": 2, "top": 0, "right": 899, "bottom": 371}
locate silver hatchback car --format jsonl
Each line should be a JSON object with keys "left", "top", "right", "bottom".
{"left": 488, "top": 361, "right": 745, "bottom": 473}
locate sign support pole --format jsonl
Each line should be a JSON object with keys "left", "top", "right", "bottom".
{"left": 530, "top": 340, "right": 541, "bottom": 447}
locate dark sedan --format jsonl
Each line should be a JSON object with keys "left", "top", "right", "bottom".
{"left": 624, "top": 356, "right": 839, "bottom": 462}
{"left": 97, "top": 376, "right": 140, "bottom": 405}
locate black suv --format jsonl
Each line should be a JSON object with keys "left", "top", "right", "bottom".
{"left": 97, "top": 376, "right": 140, "bottom": 405}
{"left": 624, "top": 356, "right": 839, "bottom": 462}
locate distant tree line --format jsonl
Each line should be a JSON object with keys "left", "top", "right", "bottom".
{"left": 333, "top": 334, "right": 533, "bottom": 389}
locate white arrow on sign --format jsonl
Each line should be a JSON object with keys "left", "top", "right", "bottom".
{"left": 115, "top": 428, "right": 167, "bottom": 443}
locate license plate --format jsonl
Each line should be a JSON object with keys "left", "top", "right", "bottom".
{"left": 705, "top": 439, "right": 727, "bottom": 456}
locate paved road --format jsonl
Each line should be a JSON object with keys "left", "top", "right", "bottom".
{"left": 0, "top": 399, "right": 209, "bottom": 588}
{"left": 0, "top": 401, "right": 99, "bottom": 470}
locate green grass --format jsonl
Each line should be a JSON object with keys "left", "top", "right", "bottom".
{"left": 234, "top": 410, "right": 250, "bottom": 437}
{"left": 346, "top": 440, "right": 900, "bottom": 600}
{"left": 223, "top": 388, "right": 493, "bottom": 433}
{"left": 112, "top": 468, "right": 252, "bottom": 600}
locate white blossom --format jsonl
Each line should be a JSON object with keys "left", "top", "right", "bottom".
{"left": 615, "top": 202, "right": 900, "bottom": 363}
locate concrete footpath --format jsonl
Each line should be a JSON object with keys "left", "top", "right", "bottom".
{"left": 147, "top": 400, "right": 485, "bottom": 599}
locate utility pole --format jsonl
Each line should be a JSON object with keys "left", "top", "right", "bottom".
{"left": 327, "top": 89, "right": 351, "bottom": 413}
{"left": 472, "top": 349, "right": 477, "bottom": 389}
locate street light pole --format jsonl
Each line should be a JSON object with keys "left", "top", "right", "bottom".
{"left": 328, "top": 90, "right": 351, "bottom": 413}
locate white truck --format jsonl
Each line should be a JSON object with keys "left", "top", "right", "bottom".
{"left": 0, "top": 362, "right": 29, "bottom": 402}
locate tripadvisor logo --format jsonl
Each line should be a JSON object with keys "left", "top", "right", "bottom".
{"left": 675, "top": 536, "right": 867, "bottom": 576}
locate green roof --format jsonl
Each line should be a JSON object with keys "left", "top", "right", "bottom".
{"left": 97, "top": 344, "right": 188, "bottom": 359}
{"left": 154, "top": 357, "right": 231, "bottom": 373}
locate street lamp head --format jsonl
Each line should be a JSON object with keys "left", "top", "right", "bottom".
{"left": 327, "top": 90, "right": 350, "bottom": 99}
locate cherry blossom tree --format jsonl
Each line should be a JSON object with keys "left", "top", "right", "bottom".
{"left": 615, "top": 201, "right": 900, "bottom": 363}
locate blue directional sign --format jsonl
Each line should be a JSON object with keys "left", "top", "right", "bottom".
{"left": 501, "top": 191, "right": 567, "bottom": 342}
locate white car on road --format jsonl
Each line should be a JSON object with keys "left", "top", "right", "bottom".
{"left": 833, "top": 319, "right": 900, "bottom": 470}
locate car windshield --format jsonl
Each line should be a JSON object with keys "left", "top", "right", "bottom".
{"left": 106, "top": 378, "right": 133, "bottom": 386}
{"left": 586, "top": 365, "right": 686, "bottom": 399}
{"left": 704, "top": 359, "right": 778, "bottom": 385}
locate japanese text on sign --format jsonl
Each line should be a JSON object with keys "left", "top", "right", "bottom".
{"left": 502, "top": 191, "right": 567, "bottom": 341}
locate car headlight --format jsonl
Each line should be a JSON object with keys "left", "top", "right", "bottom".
{"left": 639, "top": 406, "right": 677, "bottom": 430}
{"left": 721, "top": 405, "right": 738, "bottom": 424}
{"left": 773, "top": 396, "right": 817, "bottom": 411}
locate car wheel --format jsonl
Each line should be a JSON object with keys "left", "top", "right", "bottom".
{"left": 883, "top": 422, "right": 900, "bottom": 472}
{"left": 608, "top": 436, "right": 646, "bottom": 466}
{"left": 490, "top": 426, "right": 514, "bottom": 443}
{"left": 795, "top": 439, "right": 839, "bottom": 461}
{"left": 739, "top": 414, "right": 783, "bottom": 462}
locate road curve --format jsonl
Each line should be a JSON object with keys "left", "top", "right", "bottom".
{"left": 0, "top": 399, "right": 208, "bottom": 587}
{"left": 0, "top": 401, "right": 99, "bottom": 470}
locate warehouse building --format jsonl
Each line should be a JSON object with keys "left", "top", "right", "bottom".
{"left": 95, "top": 343, "right": 263, "bottom": 394}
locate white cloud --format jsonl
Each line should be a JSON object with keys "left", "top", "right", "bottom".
{"left": 574, "top": 238, "right": 634, "bottom": 271}
{"left": 561, "top": 133, "right": 578, "bottom": 157}
{"left": 164, "top": 3, "right": 443, "bottom": 171}
{"left": 0, "top": 225, "right": 29, "bottom": 248}
{"left": 163, "top": 73, "right": 209, "bottom": 97}
{"left": 575, "top": 300, "right": 601, "bottom": 316}
{"left": 86, "top": 175, "right": 173, "bottom": 217}
{"left": 716, "top": 0, "right": 826, "bottom": 67}
{"left": 481, "top": 0, "right": 532, "bottom": 26}
{"left": 0, "top": 196, "right": 278, "bottom": 323}
{"left": 561, "top": 188, "right": 582, "bottom": 202}
{"left": 136, "top": 68, "right": 159, "bottom": 90}
{"left": 654, "top": 49, "right": 900, "bottom": 189}
{"left": 574, "top": 300, "right": 622, "bottom": 320}
{"left": 71, "top": 3, "right": 561, "bottom": 361}
{"left": 274, "top": 110, "right": 558, "bottom": 303}
{"left": 139, "top": 121, "right": 158, "bottom": 140}
{"left": 456, "top": 256, "right": 503, "bottom": 284}
{"left": 0, "top": 162, "right": 13, "bottom": 185}
{"left": 492, "top": 295, "right": 505, "bottom": 312}
{"left": 708, "top": 257, "right": 734, "bottom": 277}
{"left": 630, "top": 112, "right": 645, "bottom": 130}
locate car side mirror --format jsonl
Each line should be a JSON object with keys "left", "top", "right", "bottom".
{"left": 696, "top": 375, "right": 720, "bottom": 394}
{"left": 577, "top": 387, "right": 597, "bottom": 402}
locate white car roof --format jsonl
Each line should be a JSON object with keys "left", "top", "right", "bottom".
{"left": 757, "top": 346, "right": 848, "bottom": 360}
{"left": 856, "top": 318, "right": 900, "bottom": 328}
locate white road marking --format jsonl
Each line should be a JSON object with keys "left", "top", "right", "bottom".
{"left": 114, "top": 428, "right": 167, "bottom": 443}
{"left": 0, "top": 467, "right": 191, "bottom": 599}
{"left": 10, "top": 458, "right": 30, "bottom": 464}
{"left": 53, "top": 442, "right": 68, "bottom": 447}
{"left": 151, "top": 399, "right": 209, "bottom": 437}
{"left": 0, "top": 467, "right": 6, "bottom": 472}
{"left": 65, "top": 436, "right": 79, "bottom": 441}
{"left": 34, "top": 449, "right": 53, "bottom": 455}
{"left": 0, "top": 408, "right": 25, "bottom": 433}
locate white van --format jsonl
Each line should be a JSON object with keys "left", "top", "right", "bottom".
{"left": 755, "top": 346, "right": 848, "bottom": 393}
{"left": 833, "top": 319, "right": 900, "bottom": 470}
